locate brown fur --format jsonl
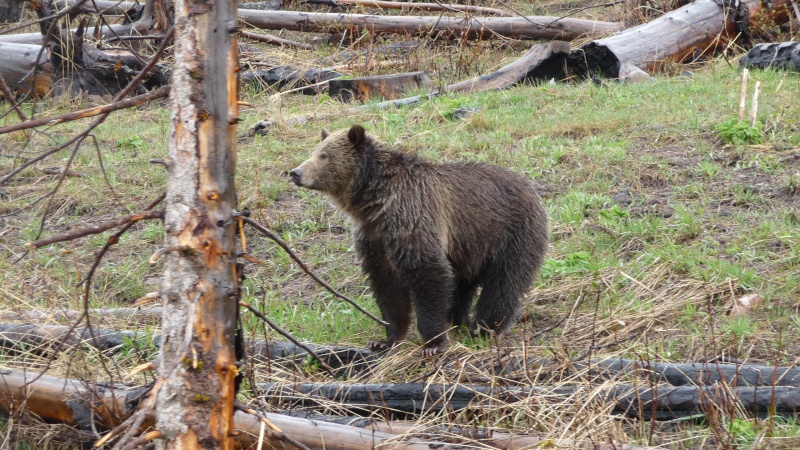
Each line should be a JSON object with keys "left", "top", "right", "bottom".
{"left": 290, "top": 125, "right": 549, "bottom": 355}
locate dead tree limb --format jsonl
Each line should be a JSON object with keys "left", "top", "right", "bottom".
{"left": 566, "top": 0, "right": 793, "bottom": 77}
{"left": 25, "top": 210, "right": 164, "bottom": 250}
{"left": 243, "top": 216, "right": 388, "bottom": 327}
{"left": 239, "top": 9, "right": 621, "bottom": 41}
{"left": 0, "top": 84, "right": 170, "bottom": 134}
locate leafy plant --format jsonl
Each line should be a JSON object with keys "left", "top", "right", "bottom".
{"left": 714, "top": 119, "right": 763, "bottom": 145}
{"left": 116, "top": 135, "right": 145, "bottom": 150}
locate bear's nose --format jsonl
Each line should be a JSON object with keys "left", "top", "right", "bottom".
{"left": 289, "top": 168, "right": 303, "bottom": 185}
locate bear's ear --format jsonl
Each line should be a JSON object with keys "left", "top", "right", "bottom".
{"left": 320, "top": 129, "right": 330, "bottom": 141}
{"left": 348, "top": 125, "right": 365, "bottom": 146}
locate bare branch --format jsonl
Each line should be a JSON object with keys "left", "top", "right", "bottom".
{"left": 26, "top": 209, "right": 164, "bottom": 250}
{"left": 0, "top": 86, "right": 170, "bottom": 136}
{"left": 240, "top": 300, "right": 337, "bottom": 378}
{"left": 242, "top": 216, "right": 389, "bottom": 327}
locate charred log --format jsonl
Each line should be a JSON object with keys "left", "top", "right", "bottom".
{"left": 739, "top": 41, "right": 800, "bottom": 71}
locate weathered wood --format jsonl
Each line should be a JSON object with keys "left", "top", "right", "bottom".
{"left": 155, "top": 0, "right": 240, "bottom": 446}
{"left": 329, "top": 71, "right": 432, "bottom": 102}
{"left": 0, "top": 42, "right": 53, "bottom": 97}
{"left": 0, "top": 323, "right": 144, "bottom": 353}
{"left": 740, "top": 41, "right": 800, "bottom": 72}
{"left": 239, "top": 9, "right": 621, "bottom": 41}
{"left": 258, "top": 382, "right": 800, "bottom": 420}
{"left": 447, "top": 41, "right": 570, "bottom": 93}
{"left": 282, "top": 412, "right": 665, "bottom": 450}
{"left": 566, "top": 0, "right": 792, "bottom": 77}
{"left": 328, "top": 0, "right": 510, "bottom": 17}
{"left": 0, "top": 369, "right": 477, "bottom": 449}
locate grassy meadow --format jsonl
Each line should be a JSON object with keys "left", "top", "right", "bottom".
{"left": 1, "top": 26, "right": 800, "bottom": 449}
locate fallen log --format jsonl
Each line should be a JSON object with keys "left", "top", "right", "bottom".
{"left": 447, "top": 41, "right": 571, "bottom": 93}
{"left": 566, "top": 0, "right": 793, "bottom": 77}
{"left": 585, "top": 358, "right": 800, "bottom": 388}
{"left": 241, "top": 66, "right": 343, "bottom": 94}
{"left": 0, "top": 307, "right": 163, "bottom": 322}
{"left": 329, "top": 71, "right": 432, "bottom": 102}
{"left": 240, "top": 30, "right": 312, "bottom": 50}
{"left": 239, "top": 9, "right": 621, "bottom": 41}
{"left": 0, "top": 369, "right": 477, "bottom": 449}
{"left": 258, "top": 381, "right": 800, "bottom": 420}
{"left": 0, "top": 42, "right": 52, "bottom": 97}
{"left": 323, "top": 0, "right": 510, "bottom": 17}
{"left": 283, "top": 411, "right": 665, "bottom": 450}
{"left": 739, "top": 41, "right": 800, "bottom": 72}
{"left": 0, "top": 322, "right": 374, "bottom": 372}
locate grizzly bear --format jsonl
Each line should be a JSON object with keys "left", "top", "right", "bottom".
{"left": 290, "top": 125, "right": 548, "bottom": 355}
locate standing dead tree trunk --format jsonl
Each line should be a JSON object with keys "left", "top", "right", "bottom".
{"left": 567, "top": 0, "right": 793, "bottom": 77}
{"left": 154, "top": 0, "right": 240, "bottom": 447}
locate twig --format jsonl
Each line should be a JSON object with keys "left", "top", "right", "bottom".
{"left": 241, "top": 216, "right": 388, "bottom": 327}
{"left": 120, "top": 430, "right": 161, "bottom": 450}
{"left": 0, "top": 73, "right": 28, "bottom": 121}
{"left": 237, "top": 404, "right": 312, "bottom": 450}
{"left": 332, "top": 0, "right": 510, "bottom": 16}
{"left": 26, "top": 210, "right": 163, "bottom": 250}
{"left": 239, "top": 301, "right": 336, "bottom": 378}
{"left": 0, "top": 86, "right": 170, "bottom": 136}
{"left": 240, "top": 30, "right": 312, "bottom": 50}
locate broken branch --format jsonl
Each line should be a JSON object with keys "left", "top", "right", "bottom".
{"left": 26, "top": 209, "right": 164, "bottom": 250}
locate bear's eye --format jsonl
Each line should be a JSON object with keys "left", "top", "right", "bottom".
{"left": 319, "top": 153, "right": 328, "bottom": 160}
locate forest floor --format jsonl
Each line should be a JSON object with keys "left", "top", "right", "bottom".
{"left": 1, "top": 1, "right": 800, "bottom": 448}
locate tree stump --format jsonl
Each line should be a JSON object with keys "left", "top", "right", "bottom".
{"left": 329, "top": 71, "right": 432, "bottom": 102}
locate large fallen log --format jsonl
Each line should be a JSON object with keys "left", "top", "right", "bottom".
{"left": 54, "top": 0, "right": 619, "bottom": 41}
{"left": 447, "top": 41, "right": 571, "bottom": 93}
{"left": 0, "top": 369, "right": 495, "bottom": 449}
{"left": 566, "top": 0, "right": 793, "bottom": 77}
{"left": 259, "top": 381, "right": 800, "bottom": 420}
{"left": 239, "top": 9, "right": 621, "bottom": 41}
{"left": 0, "top": 42, "right": 52, "bottom": 96}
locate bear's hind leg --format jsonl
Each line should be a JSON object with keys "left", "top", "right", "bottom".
{"left": 449, "top": 279, "right": 478, "bottom": 329}
{"left": 473, "top": 256, "right": 535, "bottom": 335}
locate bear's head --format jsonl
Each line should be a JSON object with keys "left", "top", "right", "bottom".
{"left": 289, "top": 125, "right": 366, "bottom": 195}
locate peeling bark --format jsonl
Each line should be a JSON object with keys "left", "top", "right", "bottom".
{"left": 155, "top": 0, "right": 240, "bottom": 446}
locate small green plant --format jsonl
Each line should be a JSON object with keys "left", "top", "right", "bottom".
{"left": 696, "top": 160, "right": 721, "bottom": 179}
{"left": 714, "top": 119, "right": 764, "bottom": 145}
{"left": 116, "top": 135, "right": 145, "bottom": 150}
{"left": 539, "top": 252, "right": 592, "bottom": 279}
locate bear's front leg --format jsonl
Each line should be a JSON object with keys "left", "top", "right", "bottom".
{"left": 358, "top": 237, "right": 412, "bottom": 352}
{"left": 396, "top": 249, "right": 454, "bottom": 356}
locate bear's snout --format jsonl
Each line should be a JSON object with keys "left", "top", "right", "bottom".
{"left": 289, "top": 168, "right": 303, "bottom": 186}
